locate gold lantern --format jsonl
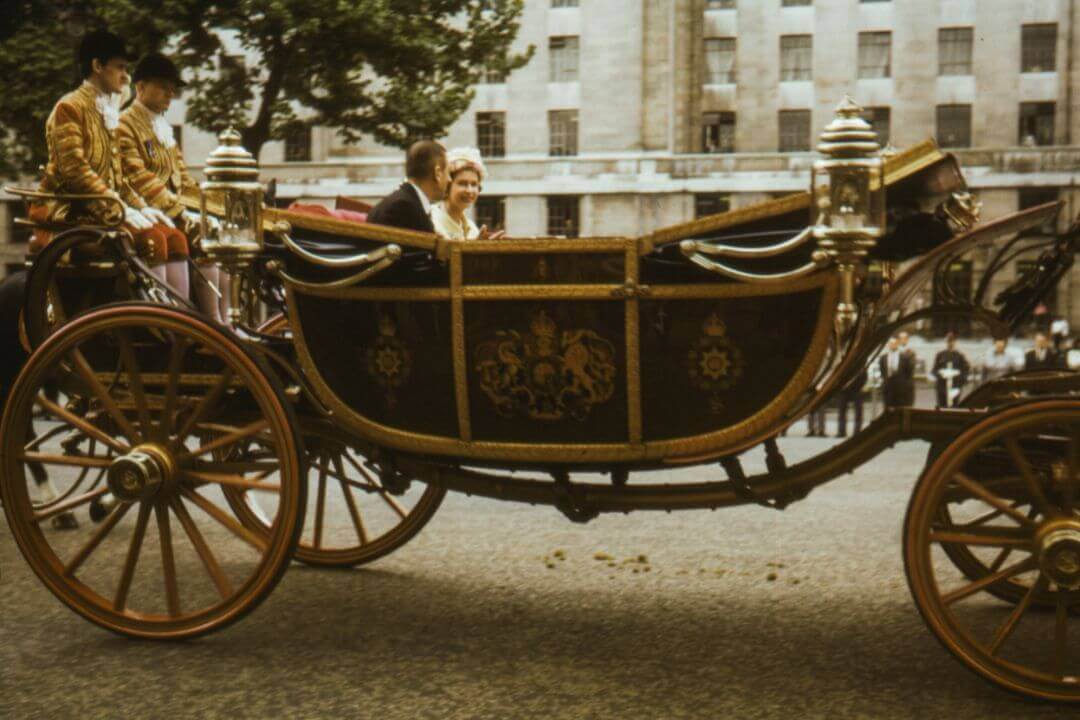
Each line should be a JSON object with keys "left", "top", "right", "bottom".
{"left": 810, "top": 96, "right": 885, "bottom": 337}
{"left": 200, "top": 128, "right": 264, "bottom": 325}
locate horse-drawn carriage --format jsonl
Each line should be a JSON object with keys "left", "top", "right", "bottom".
{"left": 3, "top": 100, "right": 1079, "bottom": 702}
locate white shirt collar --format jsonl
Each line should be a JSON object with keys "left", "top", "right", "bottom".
{"left": 85, "top": 80, "right": 120, "bottom": 131}
{"left": 407, "top": 181, "right": 432, "bottom": 216}
{"left": 137, "top": 100, "right": 177, "bottom": 148}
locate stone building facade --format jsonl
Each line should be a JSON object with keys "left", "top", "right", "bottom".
{"left": 2, "top": 0, "right": 1079, "bottom": 331}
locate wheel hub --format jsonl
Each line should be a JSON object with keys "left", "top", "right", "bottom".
{"left": 1038, "top": 519, "right": 1080, "bottom": 590}
{"left": 107, "top": 444, "right": 175, "bottom": 502}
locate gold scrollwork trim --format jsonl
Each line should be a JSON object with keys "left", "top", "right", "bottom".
{"left": 291, "top": 286, "right": 451, "bottom": 301}
{"left": 286, "top": 273, "right": 838, "bottom": 465}
{"left": 450, "top": 244, "right": 471, "bottom": 441}
{"left": 625, "top": 246, "right": 643, "bottom": 444}
{"left": 462, "top": 284, "right": 626, "bottom": 301}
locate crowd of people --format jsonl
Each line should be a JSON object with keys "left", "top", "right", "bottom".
{"left": 805, "top": 326, "right": 1073, "bottom": 437}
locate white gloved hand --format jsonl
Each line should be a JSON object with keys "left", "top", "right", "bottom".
{"left": 184, "top": 209, "right": 220, "bottom": 231}
{"left": 124, "top": 205, "right": 153, "bottom": 230}
{"left": 142, "top": 206, "right": 175, "bottom": 228}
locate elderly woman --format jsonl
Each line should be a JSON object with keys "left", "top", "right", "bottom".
{"left": 430, "top": 147, "right": 504, "bottom": 240}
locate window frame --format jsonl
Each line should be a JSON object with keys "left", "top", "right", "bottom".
{"left": 780, "top": 34, "right": 813, "bottom": 82}
{"left": 1021, "top": 23, "right": 1057, "bottom": 73}
{"left": 857, "top": 31, "right": 892, "bottom": 79}
{"left": 935, "top": 104, "right": 972, "bottom": 149}
{"left": 938, "top": 27, "right": 974, "bottom": 76}
{"left": 549, "top": 36, "right": 580, "bottom": 83}
{"left": 546, "top": 196, "right": 581, "bottom": 238}
{"left": 778, "top": 109, "right": 811, "bottom": 152}
{"left": 476, "top": 111, "right": 507, "bottom": 158}
{"left": 702, "top": 111, "right": 736, "bottom": 153}
{"left": 549, "top": 109, "right": 579, "bottom": 157}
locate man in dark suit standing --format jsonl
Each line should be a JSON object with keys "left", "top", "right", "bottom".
{"left": 931, "top": 332, "right": 970, "bottom": 408}
{"left": 367, "top": 140, "right": 449, "bottom": 234}
{"left": 879, "top": 336, "right": 915, "bottom": 409}
{"left": 1024, "top": 332, "right": 1060, "bottom": 370}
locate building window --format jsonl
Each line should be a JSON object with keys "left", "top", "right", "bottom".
{"left": 695, "top": 194, "right": 731, "bottom": 218}
{"left": 704, "top": 38, "right": 736, "bottom": 84}
{"left": 706, "top": 0, "right": 736, "bottom": 8}
{"left": 475, "top": 196, "right": 506, "bottom": 232}
{"left": 857, "top": 31, "right": 891, "bottom": 78}
{"left": 549, "top": 110, "right": 578, "bottom": 156}
{"left": 778, "top": 110, "right": 811, "bottom": 152}
{"left": 782, "top": 0, "right": 811, "bottom": 5}
{"left": 1022, "top": 24, "right": 1057, "bottom": 73}
{"left": 938, "top": 27, "right": 973, "bottom": 76}
{"left": 549, "top": 36, "right": 579, "bottom": 82}
{"left": 284, "top": 125, "right": 311, "bottom": 162}
{"left": 547, "top": 196, "right": 580, "bottom": 238}
{"left": 171, "top": 125, "right": 183, "bottom": 151}
{"left": 863, "top": 106, "right": 890, "bottom": 146}
{"left": 780, "top": 35, "right": 812, "bottom": 81}
{"left": 476, "top": 112, "right": 506, "bottom": 158}
{"left": 703, "top": 112, "right": 736, "bottom": 153}
{"left": 935, "top": 104, "right": 972, "bottom": 148}
{"left": 551, "top": 0, "right": 578, "bottom": 6}
{"left": 1019, "top": 102, "right": 1055, "bottom": 146}
{"left": 1018, "top": 188, "right": 1059, "bottom": 236}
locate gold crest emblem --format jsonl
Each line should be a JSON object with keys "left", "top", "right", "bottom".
{"left": 365, "top": 313, "right": 412, "bottom": 408}
{"left": 687, "top": 312, "right": 744, "bottom": 412}
{"left": 474, "top": 309, "right": 617, "bottom": 421}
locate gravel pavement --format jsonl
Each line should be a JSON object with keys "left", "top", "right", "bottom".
{"left": 0, "top": 436, "right": 1070, "bottom": 719}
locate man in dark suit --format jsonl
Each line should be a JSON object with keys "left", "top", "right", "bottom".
{"left": 879, "top": 336, "right": 915, "bottom": 409}
{"left": 1024, "top": 332, "right": 1060, "bottom": 370}
{"left": 836, "top": 369, "right": 867, "bottom": 437}
{"left": 931, "top": 332, "right": 970, "bottom": 408}
{"left": 366, "top": 139, "right": 449, "bottom": 234}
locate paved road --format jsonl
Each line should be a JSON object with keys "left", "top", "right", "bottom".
{"left": 0, "top": 437, "right": 1068, "bottom": 719}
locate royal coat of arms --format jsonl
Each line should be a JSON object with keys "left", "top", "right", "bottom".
{"left": 474, "top": 309, "right": 617, "bottom": 422}
{"left": 687, "top": 312, "right": 744, "bottom": 413}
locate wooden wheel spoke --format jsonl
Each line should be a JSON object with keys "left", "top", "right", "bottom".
{"left": 313, "top": 454, "right": 329, "bottom": 549}
{"left": 186, "top": 419, "right": 270, "bottom": 458}
{"left": 952, "top": 472, "right": 1038, "bottom": 528}
{"left": 333, "top": 453, "right": 368, "bottom": 545}
{"left": 160, "top": 336, "right": 190, "bottom": 439}
{"left": 173, "top": 368, "right": 234, "bottom": 448}
{"left": 33, "top": 486, "right": 109, "bottom": 523}
{"left": 188, "top": 460, "right": 281, "bottom": 475}
{"left": 179, "top": 486, "right": 268, "bottom": 552}
{"left": 114, "top": 330, "right": 153, "bottom": 438}
{"left": 928, "top": 527, "right": 1032, "bottom": 548}
{"left": 35, "top": 394, "right": 128, "bottom": 454}
{"left": 113, "top": 502, "right": 152, "bottom": 612}
{"left": 943, "top": 556, "right": 1039, "bottom": 605}
{"left": 987, "top": 547, "right": 1014, "bottom": 573}
{"left": 341, "top": 452, "right": 408, "bottom": 517}
{"left": 954, "top": 506, "right": 1011, "bottom": 530}
{"left": 987, "top": 575, "right": 1047, "bottom": 656}
{"left": 155, "top": 504, "right": 181, "bottom": 617}
{"left": 183, "top": 470, "right": 280, "bottom": 493}
{"left": 1003, "top": 437, "right": 1054, "bottom": 518}
{"left": 170, "top": 497, "right": 233, "bottom": 598}
{"left": 63, "top": 502, "right": 133, "bottom": 577}
{"left": 18, "top": 452, "right": 112, "bottom": 468}
{"left": 69, "top": 347, "right": 142, "bottom": 443}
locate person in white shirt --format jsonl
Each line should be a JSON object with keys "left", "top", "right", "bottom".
{"left": 430, "top": 147, "right": 504, "bottom": 240}
{"left": 878, "top": 336, "right": 915, "bottom": 408}
{"left": 981, "top": 338, "right": 1021, "bottom": 382}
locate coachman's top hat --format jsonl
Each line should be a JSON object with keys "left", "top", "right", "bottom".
{"left": 78, "top": 29, "right": 136, "bottom": 74}
{"left": 133, "top": 52, "right": 187, "bottom": 88}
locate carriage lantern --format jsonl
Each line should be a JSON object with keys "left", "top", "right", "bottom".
{"left": 811, "top": 96, "right": 885, "bottom": 336}
{"left": 200, "top": 128, "right": 264, "bottom": 324}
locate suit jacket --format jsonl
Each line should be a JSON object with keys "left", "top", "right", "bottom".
{"left": 366, "top": 182, "right": 435, "bottom": 234}
{"left": 1024, "top": 348, "right": 1060, "bottom": 371}
{"left": 879, "top": 351, "right": 915, "bottom": 406}
{"left": 37, "top": 81, "right": 146, "bottom": 225}
{"left": 118, "top": 101, "right": 196, "bottom": 218}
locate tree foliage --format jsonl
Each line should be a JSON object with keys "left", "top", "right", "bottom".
{"left": 0, "top": 0, "right": 531, "bottom": 176}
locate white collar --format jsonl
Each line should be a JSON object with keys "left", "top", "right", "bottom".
{"left": 407, "top": 181, "right": 432, "bottom": 216}
{"left": 137, "top": 101, "right": 177, "bottom": 148}
{"left": 85, "top": 81, "right": 121, "bottom": 131}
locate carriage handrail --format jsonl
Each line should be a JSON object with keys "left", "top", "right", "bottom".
{"left": 679, "top": 237, "right": 829, "bottom": 282}
{"left": 679, "top": 226, "right": 814, "bottom": 259}
{"left": 3, "top": 185, "right": 125, "bottom": 229}
{"left": 267, "top": 224, "right": 402, "bottom": 290}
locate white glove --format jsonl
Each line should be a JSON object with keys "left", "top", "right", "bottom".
{"left": 124, "top": 205, "right": 153, "bottom": 230}
{"left": 142, "top": 206, "right": 176, "bottom": 228}
{"left": 184, "top": 209, "right": 220, "bottom": 231}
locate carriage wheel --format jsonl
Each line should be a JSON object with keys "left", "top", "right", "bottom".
{"left": 928, "top": 371, "right": 1080, "bottom": 606}
{"left": 224, "top": 313, "right": 446, "bottom": 567}
{"left": 905, "top": 399, "right": 1080, "bottom": 701}
{"left": 0, "top": 304, "right": 305, "bottom": 639}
